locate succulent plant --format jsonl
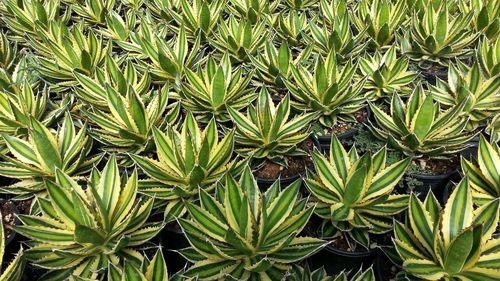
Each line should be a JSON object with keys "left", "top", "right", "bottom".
{"left": 430, "top": 60, "right": 500, "bottom": 130}
{"left": 368, "top": 86, "right": 476, "bottom": 156}
{"left": 274, "top": 10, "right": 309, "bottom": 46}
{"left": 70, "top": 0, "right": 115, "bottom": 24}
{"left": 169, "top": 0, "right": 225, "bottom": 39}
{"left": 400, "top": 2, "right": 478, "bottom": 66}
{"left": 74, "top": 55, "right": 151, "bottom": 108}
{"left": 477, "top": 37, "right": 500, "bottom": 78}
{"left": 228, "top": 87, "right": 316, "bottom": 165}
{"left": 180, "top": 54, "right": 254, "bottom": 123}
{"left": 289, "top": 264, "right": 376, "bottom": 281}
{"left": 459, "top": 0, "right": 500, "bottom": 40}
{"left": 1, "top": 211, "right": 25, "bottom": 281}
{"left": 284, "top": 0, "right": 319, "bottom": 11}
{"left": 249, "top": 41, "right": 312, "bottom": 89}
{"left": 228, "top": 0, "right": 278, "bottom": 24}
{"left": 16, "top": 156, "right": 162, "bottom": 279}
{"left": 27, "top": 22, "right": 109, "bottom": 90}
{"left": 307, "top": 12, "right": 367, "bottom": 63}
{"left": 352, "top": 0, "right": 408, "bottom": 49}
{"left": 0, "top": 81, "right": 67, "bottom": 137}
{"left": 178, "top": 167, "right": 325, "bottom": 280}
{"left": 486, "top": 114, "right": 500, "bottom": 143}
{"left": 461, "top": 135, "right": 500, "bottom": 206}
{"left": 393, "top": 179, "right": 500, "bottom": 280}
{"left": 0, "top": 32, "right": 18, "bottom": 72}
{"left": 306, "top": 135, "right": 410, "bottom": 248}
{"left": 285, "top": 50, "right": 365, "bottom": 128}
{"left": 0, "top": 115, "right": 102, "bottom": 197}
{"left": 0, "top": 0, "right": 69, "bottom": 41}
{"left": 127, "top": 25, "right": 204, "bottom": 82}
{"left": 83, "top": 83, "right": 180, "bottom": 160}
{"left": 131, "top": 111, "right": 246, "bottom": 222}
{"left": 359, "top": 46, "right": 418, "bottom": 100}
{"left": 107, "top": 249, "right": 169, "bottom": 281}
{"left": 210, "top": 17, "right": 268, "bottom": 62}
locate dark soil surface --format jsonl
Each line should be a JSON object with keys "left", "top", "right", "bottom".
{"left": 330, "top": 232, "right": 392, "bottom": 252}
{"left": 254, "top": 139, "right": 314, "bottom": 179}
{"left": 1, "top": 200, "right": 16, "bottom": 239}
{"left": 410, "top": 156, "right": 459, "bottom": 175}
{"left": 327, "top": 108, "right": 368, "bottom": 135}
{"left": 15, "top": 199, "right": 32, "bottom": 214}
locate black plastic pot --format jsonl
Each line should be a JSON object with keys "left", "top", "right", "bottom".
{"left": 307, "top": 244, "right": 380, "bottom": 275}
{"left": 255, "top": 137, "right": 321, "bottom": 188}
{"left": 0, "top": 199, "right": 19, "bottom": 246}
{"left": 441, "top": 174, "right": 463, "bottom": 204}
{"left": 316, "top": 129, "right": 357, "bottom": 153}
{"left": 375, "top": 250, "right": 402, "bottom": 281}
{"left": 404, "top": 168, "right": 459, "bottom": 203}
{"left": 460, "top": 140, "right": 479, "bottom": 161}
{"left": 315, "top": 108, "right": 371, "bottom": 153}
{"left": 160, "top": 224, "right": 189, "bottom": 275}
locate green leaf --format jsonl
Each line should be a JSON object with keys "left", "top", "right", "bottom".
{"left": 412, "top": 95, "right": 434, "bottom": 141}
{"left": 443, "top": 227, "right": 473, "bottom": 274}
{"left": 74, "top": 224, "right": 106, "bottom": 245}
{"left": 211, "top": 68, "right": 225, "bottom": 106}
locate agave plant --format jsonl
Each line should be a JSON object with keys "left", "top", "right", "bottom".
{"left": 70, "top": 0, "right": 115, "bottom": 24}
{"left": 393, "top": 179, "right": 500, "bottom": 280}
{"left": 15, "top": 156, "right": 162, "bottom": 279}
{"left": 430, "top": 61, "right": 500, "bottom": 129}
{"left": 178, "top": 167, "right": 325, "bottom": 280}
{"left": 108, "top": 249, "right": 169, "bottom": 281}
{"left": 274, "top": 10, "right": 309, "bottom": 46}
{"left": 228, "top": 87, "right": 316, "bottom": 164}
{"left": 0, "top": 32, "right": 17, "bottom": 72}
{"left": 74, "top": 55, "right": 151, "bottom": 108}
{"left": 0, "top": 0, "right": 69, "bottom": 41}
{"left": 0, "top": 115, "right": 102, "bottom": 197}
{"left": 131, "top": 112, "right": 245, "bottom": 222}
{"left": 98, "top": 10, "right": 136, "bottom": 42}
{"left": 228, "top": 0, "right": 278, "bottom": 24}
{"left": 210, "top": 17, "right": 268, "bottom": 62}
{"left": 249, "top": 41, "right": 312, "bottom": 89}
{"left": 307, "top": 13, "right": 367, "bottom": 63}
{"left": 461, "top": 135, "right": 500, "bottom": 206}
{"left": 289, "top": 264, "right": 376, "bottom": 281}
{"left": 368, "top": 86, "right": 476, "bottom": 156}
{"left": 478, "top": 37, "right": 500, "bottom": 77}
{"left": 306, "top": 135, "right": 410, "bottom": 248}
{"left": 179, "top": 54, "right": 254, "bottom": 123}
{"left": 359, "top": 46, "right": 418, "bottom": 100}
{"left": 127, "top": 25, "right": 204, "bottom": 82}
{"left": 283, "top": 0, "right": 318, "bottom": 10}
{"left": 0, "top": 211, "right": 25, "bottom": 281}
{"left": 487, "top": 114, "right": 500, "bottom": 143}
{"left": 83, "top": 84, "right": 180, "bottom": 160}
{"left": 285, "top": 50, "right": 365, "bottom": 128}
{"left": 352, "top": 0, "right": 408, "bottom": 49}
{"left": 169, "top": 0, "right": 225, "bottom": 39}
{"left": 0, "top": 81, "right": 68, "bottom": 137}
{"left": 400, "top": 2, "right": 478, "bottom": 66}
{"left": 459, "top": 0, "right": 500, "bottom": 40}
{"left": 27, "top": 22, "right": 109, "bottom": 90}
